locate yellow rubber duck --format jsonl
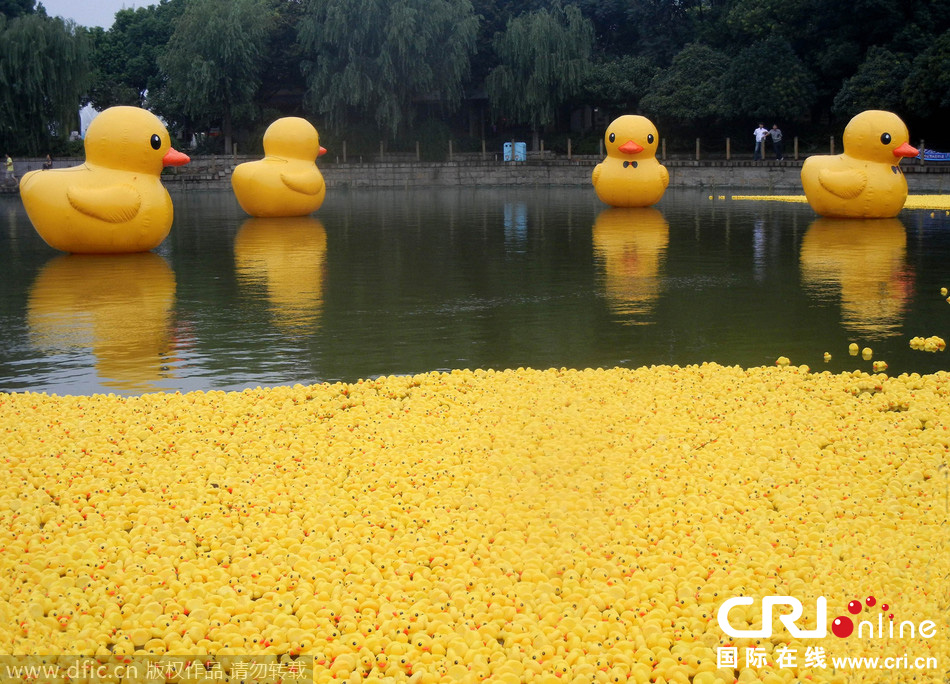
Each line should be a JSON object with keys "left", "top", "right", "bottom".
{"left": 592, "top": 115, "right": 669, "bottom": 207}
{"left": 19, "top": 106, "right": 190, "bottom": 253}
{"left": 231, "top": 117, "right": 327, "bottom": 217}
{"left": 801, "top": 110, "right": 918, "bottom": 218}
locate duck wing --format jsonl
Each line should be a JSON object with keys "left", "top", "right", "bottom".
{"left": 659, "top": 164, "right": 669, "bottom": 189}
{"left": 817, "top": 168, "right": 867, "bottom": 200}
{"left": 592, "top": 163, "right": 602, "bottom": 186}
{"left": 280, "top": 170, "right": 323, "bottom": 196}
{"left": 67, "top": 184, "right": 142, "bottom": 223}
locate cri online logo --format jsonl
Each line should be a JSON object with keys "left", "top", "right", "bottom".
{"left": 717, "top": 596, "right": 938, "bottom": 639}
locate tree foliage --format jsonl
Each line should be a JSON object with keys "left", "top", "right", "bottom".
{"left": 640, "top": 43, "right": 729, "bottom": 125}
{"left": 0, "top": 13, "right": 90, "bottom": 154}
{"left": 87, "top": 0, "right": 185, "bottom": 110}
{"left": 486, "top": 4, "right": 594, "bottom": 133}
{"left": 833, "top": 46, "right": 911, "bottom": 119}
{"left": 157, "top": 0, "right": 271, "bottom": 152}
{"left": 298, "top": 0, "right": 478, "bottom": 137}
{"left": 722, "top": 37, "right": 815, "bottom": 121}
{"left": 11, "top": 0, "right": 950, "bottom": 154}
{"left": 902, "top": 29, "right": 950, "bottom": 119}
{"left": 581, "top": 55, "right": 657, "bottom": 114}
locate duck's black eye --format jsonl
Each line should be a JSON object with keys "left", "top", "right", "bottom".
{"left": 150, "top": 134, "right": 161, "bottom": 150}
{"left": 608, "top": 132, "right": 615, "bottom": 143}
{"left": 647, "top": 134, "right": 655, "bottom": 144}
{"left": 880, "top": 132, "right": 891, "bottom": 145}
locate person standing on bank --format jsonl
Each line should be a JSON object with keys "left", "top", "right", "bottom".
{"left": 4, "top": 153, "right": 14, "bottom": 184}
{"left": 770, "top": 124, "right": 784, "bottom": 161}
{"left": 753, "top": 123, "right": 769, "bottom": 161}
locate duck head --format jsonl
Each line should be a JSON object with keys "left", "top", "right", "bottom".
{"left": 263, "top": 117, "right": 327, "bottom": 161}
{"left": 84, "top": 106, "right": 189, "bottom": 174}
{"left": 843, "top": 110, "right": 917, "bottom": 163}
{"left": 604, "top": 115, "right": 660, "bottom": 160}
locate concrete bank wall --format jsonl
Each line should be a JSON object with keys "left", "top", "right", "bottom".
{"left": 6, "top": 155, "right": 950, "bottom": 194}
{"left": 160, "top": 156, "right": 950, "bottom": 193}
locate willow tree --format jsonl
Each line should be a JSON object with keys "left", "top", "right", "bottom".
{"left": 157, "top": 0, "right": 271, "bottom": 153}
{"left": 485, "top": 5, "right": 594, "bottom": 149}
{"left": 298, "top": 0, "right": 478, "bottom": 138}
{"left": 0, "top": 13, "right": 90, "bottom": 154}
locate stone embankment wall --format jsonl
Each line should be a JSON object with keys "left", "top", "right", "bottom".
{"left": 4, "top": 155, "right": 950, "bottom": 194}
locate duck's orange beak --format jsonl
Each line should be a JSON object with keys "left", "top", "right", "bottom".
{"left": 163, "top": 148, "right": 190, "bottom": 167}
{"left": 618, "top": 140, "right": 643, "bottom": 155}
{"left": 893, "top": 142, "right": 918, "bottom": 158}
{"left": 319, "top": 146, "right": 327, "bottom": 157}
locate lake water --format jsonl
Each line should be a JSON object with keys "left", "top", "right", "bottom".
{"left": 1, "top": 187, "right": 949, "bottom": 395}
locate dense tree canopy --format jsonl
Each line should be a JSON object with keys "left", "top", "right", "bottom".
{"left": 298, "top": 0, "right": 478, "bottom": 137}
{"left": 486, "top": 4, "right": 594, "bottom": 143}
{"left": 0, "top": 12, "right": 89, "bottom": 154}
{"left": 4, "top": 0, "right": 950, "bottom": 155}
{"left": 157, "top": 0, "right": 271, "bottom": 153}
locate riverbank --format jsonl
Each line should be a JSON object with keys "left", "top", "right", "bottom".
{"left": 4, "top": 155, "right": 950, "bottom": 194}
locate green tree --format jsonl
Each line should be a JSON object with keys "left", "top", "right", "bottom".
{"left": 640, "top": 43, "right": 729, "bottom": 129}
{"left": 0, "top": 13, "right": 90, "bottom": 154}
{"left": 486, "top": 4, "right": 594, "bottom": 147}
{"left": 833, "top": 46, "right": 911, "bottom": 120}
{"left": 722, "top": 37, "right": 815, "bottom": 121}
{"left": 157, "top": 0, "right": 271, "bottom": 153}
{"left": 903, "top": 28, "right": 950, "bottom": 140}
{"left": 581, "top": 55, "right": 657, "bottom": 114}
{"left": 299, "top": 0, "right": 477, "bottom": 138}
{"left": 87, "top": 0, "right": 185, "bottom": 110}
{"left": 0, "top": 0, "right": 35, "bottom": 18}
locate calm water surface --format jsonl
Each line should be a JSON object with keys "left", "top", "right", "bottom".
{"left": 1, "top": 187, "right": 949, "bottom": 395}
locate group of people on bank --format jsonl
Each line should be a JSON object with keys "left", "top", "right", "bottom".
{"left": 754, "top": 123, "right": 784, "bottom": 161}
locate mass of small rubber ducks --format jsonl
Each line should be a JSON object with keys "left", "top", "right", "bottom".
{"left": 1, "top": 364, "right": 948, "bottom": 683}
{"left": 909, "top": 336, "right": 946, "bottom": 353}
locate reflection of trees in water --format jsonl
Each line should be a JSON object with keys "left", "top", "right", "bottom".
{"left": 800, "top": 218, "right": 910, "bottom": 337}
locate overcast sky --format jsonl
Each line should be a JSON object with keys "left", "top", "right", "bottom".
{"left": 39, "top": 0, "right": 146, "bottom": 29}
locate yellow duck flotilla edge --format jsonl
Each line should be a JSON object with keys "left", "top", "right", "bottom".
{"left": 19, "top": 106, "right": 190, "bottom": 254}
{"left": 231, "top": 117, "right": 327, "bottom": 218}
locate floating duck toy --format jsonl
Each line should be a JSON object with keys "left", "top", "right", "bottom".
{"left": 19, "top": 106, "right": 190, "bottom": 253}
{"left": 801, "top": 110, "right": 918, "bottom": 218}
{"left": 231, "top": 117, "right": 327, "bottom": 217}
{"left": 592, "top": 115, "right": 669, "bottom": 207}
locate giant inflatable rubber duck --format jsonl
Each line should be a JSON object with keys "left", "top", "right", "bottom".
{"left": 801, "top": 110, "right": 918, "bottom": 218}
{"left": 592, "top": 115, "right": 669, "bottom": 207}
{"left": 231, "top": 117, "right": 327, "bottom": 217}
{"left": 19, "top": 106, "right": 190, "bottom": 253}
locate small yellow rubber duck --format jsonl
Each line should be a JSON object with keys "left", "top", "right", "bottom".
{"left": 801, "top": 110, "right": 918, "bottom": 218}
{"left": 19, "top": 106, "right": 190, "bottom": 253}
{"left": 592, "top": 115, "right": 669, "bottom": 207}
{"left": 231, "top": 117, "right": 327, "bottom": 217}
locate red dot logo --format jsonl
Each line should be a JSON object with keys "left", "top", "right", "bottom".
{"left": 865, "top": 596, "right": 876, "bottom": 607}
{"left": 832, "top": 616, "right": 854, "bottom": 638}
{"left": 847, "top": 600, "right": 862, "bottom": 615}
